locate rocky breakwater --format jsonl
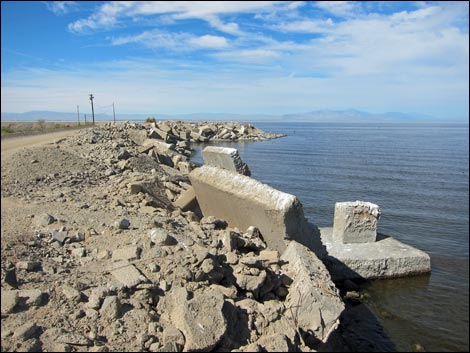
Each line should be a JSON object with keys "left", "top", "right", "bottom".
{"left": 147, "top": 120, "right": 285, "bottom": 143}
{"left": 1, "top": 121, "right": 348, "bottom": 352}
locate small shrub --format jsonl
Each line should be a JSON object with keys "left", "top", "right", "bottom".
{"left": 1, "top": 127, "right": 15, "bottom": 135}
{"left": 37, "top": 119, "right": 46, "bottom": 131}
{"left": 145, "top": 117, "right": 156, "bottom": 123}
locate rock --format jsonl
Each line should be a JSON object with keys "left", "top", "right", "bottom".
{"left": 201, "top": 216, "right": 228, "bottom": 230}
{"left": 255, "top": 334, "right": 290, "bottom": 352}
{"left": 171, "top": 290, "right": 227, "bottom": 352}
{"left": 281, "top": 241, "right": 344, "bottom": 342}
{"left": 16, "top": 261, "right": 41, "bottom": 271}
{"left": 18, "top": 289, "right": 44, "bottom": 307}
{"left": 117, "top": 148, "right": 131, "bottom": 160}
{"left": 1, "top": 290, "right": 19, "bottom": 314}
{"left": 71, "top": 247, "right": 86, "bottom": 258}
{"left": 100, "top": 296, "right": 121, "bottom": 320}
{"left": 163, "top": 327, "right": 185, "bottom": 351}
{"left": 86, "top": 286, "right": 110, "bottom": 309}
{"left": 234, "top": 270, "right": 267, "bottom": 292}
{"left": 36, "top": 213, "right": 55, "bottom": 226}
{"left": 173, "top": 187, "right": 198, "bottom": 212}
{"left": 149, "top": 228, "right": 171, "bottom": 246}
{"left": 115, "top": 218, "right": 130, "bottom": 230}
{"left": 110, "top": 262, "right": 147, "bottom": 288}
{"left": 52, "top": 230, "right": 69, "bottom": 244}
{"left": 62, "top": 285, "right": 82, "bottom": 302}
{"left": 112, "top": 246, "right": 142, "bottom": 262}
{"left": 13, "top": 322, "right": 40, "bottom": 341}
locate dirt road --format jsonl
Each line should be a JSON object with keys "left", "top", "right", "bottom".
{"left": 1, "top": 129, "right": 81, "bottom": 159}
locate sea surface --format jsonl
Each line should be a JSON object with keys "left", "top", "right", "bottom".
{"left": 191, "top": 122, "right": 469, "bottom": 352}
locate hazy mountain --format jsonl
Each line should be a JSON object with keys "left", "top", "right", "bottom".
{"left": 0, "top": 109, "right": 456, "bottom": 123}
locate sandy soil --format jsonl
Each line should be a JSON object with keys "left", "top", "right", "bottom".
{"left": 1, "top": 129, "right": 81, "bottom": 159}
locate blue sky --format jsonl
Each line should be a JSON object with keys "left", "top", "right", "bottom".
{"left": 1, "top": 1, "right": 469, "bottom": 120}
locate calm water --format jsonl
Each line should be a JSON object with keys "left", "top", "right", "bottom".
{"left": 191, "top": 123, "right": 469, "bottom": 352}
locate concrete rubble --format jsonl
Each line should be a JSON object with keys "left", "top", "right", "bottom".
{"left": 189, "top": 165, "right": 325, "bottom": 256}
{"left": 322, "top": 200, "right": 431, "bottom": 280}
{"left": 202, "top": 146, "right": 251, "bottom": 176}
{"left": 0, "top": 119, "right": 430, "bottom": 352}
{"left": 321, "top": 227, "right": 432, "bottom": 280}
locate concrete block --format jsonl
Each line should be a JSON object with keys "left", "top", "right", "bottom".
{"left": 189, "top": 165, "right": 324, "bottom": 255}
{"left": 173, "top": 187, "right": 198, "bottom": 211}
{"left": 332, "top": 201, "right": 381, "bottom": 244}
{"left": 202, "top": 146, "right": 251, "bottom": 176}
{"left": 281, "top": 241, "right": 344, "bottom": 342}
{"left": 320, "top": 227, "right": 432, "bottom": 281}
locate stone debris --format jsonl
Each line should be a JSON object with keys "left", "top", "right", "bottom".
{"left": 1, "top": 120, "right": 420, "bottom": 352}
{"left": 1, "top": 290, "right": 19, "bottom": 314}
{"left": 189, "top": 165, "right": 325, "bottom": 255}
{"left": 281, "top": 241, "right": 345, "bottom": 342}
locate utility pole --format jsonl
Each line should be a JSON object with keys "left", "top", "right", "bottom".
{"left": 89, "top": 94, "right": 95, "bottom": 125}
{"left": 84, "top": 114, "right": 87, "bottom": 125}
{"left": 77, "top": 105, "right": 80, "bottom": 126}
{"left": 113, "top": 102, "right": 116, "bottom": 124}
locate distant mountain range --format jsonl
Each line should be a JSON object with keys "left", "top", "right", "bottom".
{"left": 0, "top": 109, "right": 464, "bottom": 123}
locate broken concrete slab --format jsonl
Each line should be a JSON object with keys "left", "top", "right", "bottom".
{"left": 189, "top": 165, "right": 324, "bottom": 255}
{"left": 18, "top": 289, "right": 44, "bottom": 307}
{"left": 1, "top": 290, "right": 19, "bottom": 314}
{"left": 173, "top": 186, "right": 198, "bottom": 212}
{"left": 202, "top": 146, "right": 251, "bottom": 176}
{"left": 142, "top": 139, "right": 174, "bottom": 154}
{"left": 332, "top": 201, "right": 381, "bottom": 244}
{"left": 110, "top": 261, "right": 147, "bottom": 288}
{"left": 171, "top": 289, "right": 227, "bottom": 352}
{"left": 16, "top": 261, "right": 41, "bottom": 272}
{"left": 320, "top": 227, "right": 432, "bottom": 281}
{"left": 281, "top": 241, "right": 344, "bottom": 342}
{"left": 112, "top": 246, "right": 142, "bottom": 262}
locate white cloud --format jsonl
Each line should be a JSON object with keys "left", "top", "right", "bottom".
{"left": 315, "top": 1, "right": 360, "bottom": 18}
{"left": 45, "top": 1, "right": 78, "bottom": 15}
{"left": 212, "top": 49, "right": 281, "bottom": 63}
{"left": 111, "top": 31, "right": 229, "bottom": 51}
{"left": 68, "top": 1, "right": 283, "bottom": 34}
{"left": 189, "top": 35, "right": 229, "bottom": 49}
{"left": 274, "top": 18, "right": 334, "bottom": 33}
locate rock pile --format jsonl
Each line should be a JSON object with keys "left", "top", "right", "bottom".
{"left": 148, "top": 120, "right": 285, "bottom": 143}
{"left": 1, "top": 121, "right": 388, "bottom": 352}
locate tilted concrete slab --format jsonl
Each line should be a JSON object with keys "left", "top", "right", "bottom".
{"left": 320, "top": 227, "right": 431, "bottom": 281}
{"left": 173, "top": 186, "right": 198, "bottom": 211}
{"left": 202, "top": 146, "right": 251, "bottom": 176}
{"left": 281, "top": 241, "right": 344, "bottom": 342}
{"left": 189, "top": 165, "right": 325, "bottom": 255}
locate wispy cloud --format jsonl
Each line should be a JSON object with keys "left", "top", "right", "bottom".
{"left": 2, "top": 1, "right": 468, "bottom": 119}
{"left": 68, "top": 1, "right": 284, "bottom": 34}
{"left": 110, "top": 31, "right": 229, "bottom": 51}
{"left": 314, "top": 1, "right": 361, "bottom": 18}
{"left": 44, "top": 1, "right": 79, "bottom": 15}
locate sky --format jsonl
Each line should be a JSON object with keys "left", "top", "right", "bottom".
{"left": 1, "top": 1, "right": 469, "bottom": 120}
